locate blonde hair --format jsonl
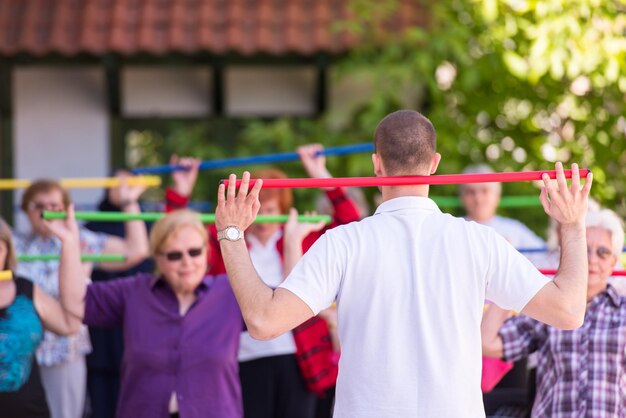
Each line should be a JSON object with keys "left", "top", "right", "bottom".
{"left": 149, "top": 209, "right": 207, "bottom": 257}
{"left": 0, "top": 218, "right": 17, "bottom": 271}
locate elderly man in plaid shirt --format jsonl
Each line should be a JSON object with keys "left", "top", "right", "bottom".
{"left": 482, "top": 208, "right": 626, "bottom": 417}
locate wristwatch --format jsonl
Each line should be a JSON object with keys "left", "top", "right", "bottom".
{"left": 217, "top": 226, "right": 244, "bottom": 242}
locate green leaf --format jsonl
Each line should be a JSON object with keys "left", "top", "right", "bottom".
{"left": 503, "top": 51, "right": 530, "bottom": 79}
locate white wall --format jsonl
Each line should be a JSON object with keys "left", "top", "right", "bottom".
{"left": 226, "top": 66, "right": 316, "bottom": 116}
{"left": 13, "top": 67, "right": 109, "bottom": 229}
{"left": 122, "top": 67, "right": 212, "bottom": 117}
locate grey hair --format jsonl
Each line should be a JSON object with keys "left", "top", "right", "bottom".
{"left": 459, "top": 164, "right": 502, "bottom": 195}
{"left": 585, "top": 208, "right": 624, "bottom": 257}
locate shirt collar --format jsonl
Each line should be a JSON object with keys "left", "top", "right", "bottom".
{"left": 588, "top": 283, "right": 623, "bottom": 309}
{"left": 374, "top": 196, "right": 441, "bottom": 215}
{"left": 605, "top": 283, "right": 622, "bottom": 308}
{"left": 149, "top": 274, "right": 213, "bottom": 295}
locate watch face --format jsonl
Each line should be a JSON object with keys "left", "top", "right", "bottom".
{"left": 226, "top": 227, "right": 240, "bottom": 240}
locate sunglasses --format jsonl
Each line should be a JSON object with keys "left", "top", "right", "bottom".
{"left": 587, "top": 246, "right": 612, "bottom": 260}
{"left": 28, "top": 202, "right": 65, "bottom": 212}
{"left": 158, "top": 247, "right": 205, "bottom": 262}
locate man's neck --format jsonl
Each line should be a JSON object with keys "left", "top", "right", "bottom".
{"left": 381, "top": 185, "right": 430, "bottom": 202}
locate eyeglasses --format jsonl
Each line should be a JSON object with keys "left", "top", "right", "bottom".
{"left": 158, "top": 247, "right": 205, "bottom": 262}
{"left": 587, "top": 246, "right": 612, "bottom": 260}
{"left": 28, "top": 202, "right": 65, "bottom": 212}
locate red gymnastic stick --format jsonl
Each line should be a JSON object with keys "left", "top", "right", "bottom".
{"left": 222, "top": 169, "right": 590, "bottom": 189}
{"left": 540, "top": 269, "right": 626, "bottom": 277}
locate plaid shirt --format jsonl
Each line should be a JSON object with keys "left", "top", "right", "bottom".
{"left": 500, "top": 284, "right": 626, "bottom": 417}
{"left": 14, "top": 228, "right": 106, "bottom": 366}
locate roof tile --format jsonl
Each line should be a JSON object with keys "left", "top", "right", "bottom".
{"left": 0, "top": 0, "right": 427, "bottom": 56}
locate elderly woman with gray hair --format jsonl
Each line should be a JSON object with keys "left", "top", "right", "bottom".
{"left": 482, "top": 208, "right": 626, "bottom": 417}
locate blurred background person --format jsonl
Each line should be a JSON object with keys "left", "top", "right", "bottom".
{"left": 482, "top": 208, "right": 626, "bottom": 417}
{"left": 460, "top": 164, "right": 545, "bottom": 248}
{"left": 0, "top": 216, "right": 83, "bottom": 418}
{"left": 13, "top": 177, "right": 149, "bottom": 418}
{"left": 460, "top": 164, "right": 545, "bottom": 416}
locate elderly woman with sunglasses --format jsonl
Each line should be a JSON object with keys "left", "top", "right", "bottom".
{"left": 482, "top": 208, "right": 626, "bottom": 417}
{"left": 13, "top": 177, "right": 149, "bottom": 418}
{"left": 47, "top": 206, "right": 244, "bottom": 418}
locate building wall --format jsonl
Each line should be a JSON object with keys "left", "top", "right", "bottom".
{"left": 13, "top": 67, "right": 108, "bottom": 229}
{"left": 121, "top": 65, "right": 316, "bottom": 118}
{"left": 10, "top": 64, "right": 319, "bottom": 228}
{"left": 122, "top": 67, "right": 212, "bottom": 117}
{"left": 225, "top": 66, "right": 316, "bottom": 116}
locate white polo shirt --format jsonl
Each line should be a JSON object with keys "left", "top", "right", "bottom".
{"left": 280, "top": 196, "right": 550, "bottom": 418}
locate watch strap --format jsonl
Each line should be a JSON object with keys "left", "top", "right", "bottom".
{"left": 217, "top": 226, "right": 244, "bottom": 241}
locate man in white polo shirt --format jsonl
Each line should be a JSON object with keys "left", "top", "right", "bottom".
{"left": 215, "top": 110, "right": 592, "bottom": 418}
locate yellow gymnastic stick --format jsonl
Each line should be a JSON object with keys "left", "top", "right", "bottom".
{"left": 0, "top": 176, "right": 161, "bottom": 190}
{"left": 0, "top": 270, "right": 13, "bottom": 281}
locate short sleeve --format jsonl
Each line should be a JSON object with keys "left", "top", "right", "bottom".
{"left": 84, "top": 277, "right": 132, "bottom": 327}
{"left": 279, "top": 232, "right": 346, "bottom": 315}
{"left": 79, "top": 228, "right": 107, "bottom": 254}
{"left": 499, "top": 314, "right": 549, "bottom": 362}
{"left": 484, "top": 228, "right": 551, "bottom": 312}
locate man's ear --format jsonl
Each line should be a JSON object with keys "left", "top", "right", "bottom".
{"left": 372, "top": 153, "right": 384, "bottom": 176}
{"left": 430, "top": 153, "right": 442, "bottom": 174}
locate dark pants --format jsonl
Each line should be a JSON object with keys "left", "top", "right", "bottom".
{"left": 239, "top": 354, "right": 316, "bottom": 418}
{"left": 315, "top": 387, "right": 335, "bottom": 418}
{"left": 87, "top": 370, "right": 120, "bottom": 418}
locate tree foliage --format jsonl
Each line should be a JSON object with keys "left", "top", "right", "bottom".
{"left": 237, "top": 0, "right": 626, "bottom": 233}
{"left": 130, "top": 0, "right": 626, "bottom": 236}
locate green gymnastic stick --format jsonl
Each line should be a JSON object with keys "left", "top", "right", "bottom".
{"left": 431, "top": 195, "right": 540, "bottom": 209}
{"left": 42, "top": 211, "right": 332, "bottom": 224}
{"left": 17, "top": 254, "right": 126, "bottom": 262}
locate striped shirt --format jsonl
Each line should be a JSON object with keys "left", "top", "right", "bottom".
{"left": 500, "top": 284, "right": 626, "bottom": 417}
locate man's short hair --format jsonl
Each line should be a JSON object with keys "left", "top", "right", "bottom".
{"left": 374, "top": 110, "right": 437, "bottom": 175}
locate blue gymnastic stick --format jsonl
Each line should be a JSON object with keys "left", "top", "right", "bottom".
{"left": 131, "top": 143, "right": 375, "bottom": 175}
{"left": 517, "top": 247, "right": 549, "bottom": 253}
{"left": 518, "top": 246, "right": 626, "bottom": 254}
